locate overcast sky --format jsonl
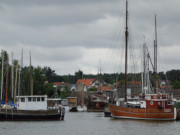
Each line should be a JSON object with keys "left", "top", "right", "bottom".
{"left": 0, "top": 0, "right": 179, "bottom": 75}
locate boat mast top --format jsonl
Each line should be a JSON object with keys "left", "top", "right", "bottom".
{"left": 124, "top": 0, "right": 128, "bottom": 102}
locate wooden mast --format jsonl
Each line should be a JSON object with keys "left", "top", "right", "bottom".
{"left": 154, "top": 14, "right": 158, "bottom": 93}
{"left": 1, "top": 52, "right": 4, "bottom": 102}
{"left": 18, "top": 49, "right": 23, "bottom": 96}
{"left": 14, "top": 63, "right": 18, "bottom": 105}
{"left": 11, "top": 52, "right": 14, "bottom": 101}
{"left": 6, "top": 56, "right": 8, "bottom": 105}
{"left": 30, "top": 51, "right": 33, "bottom": 95}
{"left": 81, "top": 71, "right": 83, "bottom": 107}
{"left": 124, "top": 0, "right": 128, "bottom": 102}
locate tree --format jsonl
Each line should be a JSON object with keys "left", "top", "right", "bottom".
{"left": 33, "top": 66, "right": 47, "bottom": 95}
{"left": 42, "top": 66, "right": 56, "bottom": 83}
{"left": 59, "top": 85, "right": 71, "bottom": 98}
{"left": 158, "top": 72, "right": 166, "bottom": 80}
{"left": 75, "top": 70, "right": 83, "bottom": 80}
{"left": 172, "top": 81, "right": 180, "bottom": 89}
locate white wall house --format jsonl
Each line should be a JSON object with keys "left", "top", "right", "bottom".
{"left": 16, "top": 95, "right": 48, "bottom": 110}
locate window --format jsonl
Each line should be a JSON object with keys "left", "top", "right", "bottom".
{"left": 33, "top": 97, "right": 36, "bottom": 102}
{"left": 37, "top": 97, "right": 40, "bottom": 102}
{"left": 21, "top": 98, "right": 25, "bottom": 102}
{"left": 158, "top": 102, "right": 161, "bottom": 105}
{"left": 41, "top": 97, "right": 45, "bottom": 101}
{"left": 28, "top": 97, "right": 32, "bottom": 102}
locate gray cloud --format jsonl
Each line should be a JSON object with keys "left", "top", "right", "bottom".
{"left": 0, "top": 0, "right": 179, "bottom": 74}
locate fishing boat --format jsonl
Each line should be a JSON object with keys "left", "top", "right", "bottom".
{"left": 108, "top": 0, "right": 177, "bottom": 120}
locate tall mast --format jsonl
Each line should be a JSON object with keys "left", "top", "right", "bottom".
{"left": 143, "top": 43, "right": 146, "bottom": 92}
{"left": 154, "top": 14, "right": 158, "bottom": 93}
{"left": 11, "top": 52, "right": 14, "bottom": 99}
{"left": 14, "top": 63, "right": 18, "bottom": 105}
{"left": 124, "top": 0, "right": 128, "bottom": 102}
{"left": 6, "top": 56, "right": 9, "bottom": 105}
{"left": 30, "top": 51, "right": 33, "bottom": 95}
{"left": 1, "top": 52, "right": 4, "bottom": 101}
{"left": 18, "top": 49, "right": 23, "bottom": 96}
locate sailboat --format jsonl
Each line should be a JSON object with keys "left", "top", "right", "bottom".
{"left": 108, "top": 0, "right": 177, "bottom": 120}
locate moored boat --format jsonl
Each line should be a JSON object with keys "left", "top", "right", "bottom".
{"left": 109, "top": 94, "right": 177, "bottom": 120}
{"left": 0, "top": 95, "right": 61, "bottom": 121}
{"left": 108, "top": 0, "right": 177, "bottom": 120}
{"left": 87, "top": 91, "right": 108, "bottom": 112}
{"left": 104, "top": 107, "right": 111, "bottom": 117}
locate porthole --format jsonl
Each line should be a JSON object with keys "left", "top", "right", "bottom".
{"left": 150, "top": 101, "right": 154, "bottom": 105}
{"left": 167, "top": 101, "right": 171, "bottom": 105}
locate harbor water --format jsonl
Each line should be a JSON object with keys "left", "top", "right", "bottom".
{"left": 0, "top": 111, "right": 180, "bottom": 135}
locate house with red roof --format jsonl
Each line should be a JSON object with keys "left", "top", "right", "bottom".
{"left": 76, "top": 78, "right": 96, "bottom": 88}
{"left": 53, "top": 82, "right": 69, "bottom": 86}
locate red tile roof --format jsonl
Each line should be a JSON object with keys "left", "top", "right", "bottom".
{"left": 76, "top": 78, "right": 96, "bottom": 87}
{"left": 98, "top": 86, "right": 113, "bottom": 91}
{"left": 53, "top": 82, "right": 68, "bottom": 86}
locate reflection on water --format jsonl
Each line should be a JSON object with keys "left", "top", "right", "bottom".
{"left": 0, "top": 112, "right": 179, "bottom": 135}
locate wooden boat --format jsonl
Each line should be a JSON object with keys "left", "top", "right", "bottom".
{"left": 109, "top": 94, "right": 177, "bottom": 120}
{"left": 0, "top": 95, "right": 61, "bottom": 121}
{"left": 87, "top": 91, "right": 108, "bottom": 112}
{"left": 108, "top": 0, "right": 177, "bottom": 120}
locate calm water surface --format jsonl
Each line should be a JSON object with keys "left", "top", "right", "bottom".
{"left": 0, "top": 112, "right": 179, "bottom": 135}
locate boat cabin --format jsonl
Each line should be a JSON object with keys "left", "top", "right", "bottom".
{"left": 142, "top": 94, "right": 174, "bottom": 109}
{"left": 16, "top": 95, "right": 48, "bottom": 110}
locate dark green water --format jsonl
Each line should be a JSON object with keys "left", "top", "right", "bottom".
{"left": 0, "top": 112, "right": 179, "bottom": 135}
